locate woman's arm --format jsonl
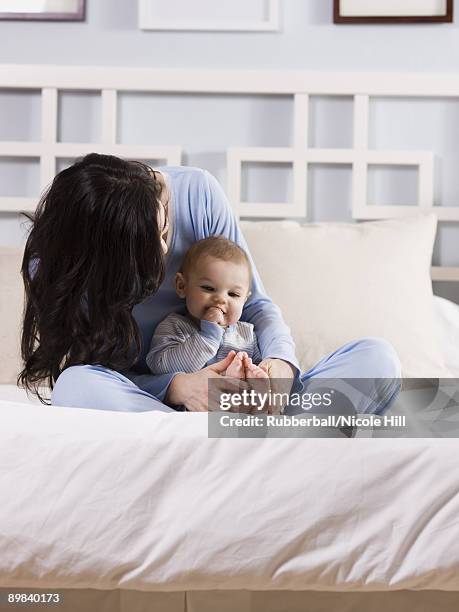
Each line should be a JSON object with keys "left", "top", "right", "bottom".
{"left": 203, "top": 171, "right": 300, "bottom": 377}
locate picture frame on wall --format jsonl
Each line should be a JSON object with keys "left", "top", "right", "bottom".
{"left": 138, "top": 0, "right": 280, "bottom": 32}
{"left": 0, "top": 0, "right": 85, "bottom": 21}
{"left": 334, "top": 0, "right": 453, "bottom": 23}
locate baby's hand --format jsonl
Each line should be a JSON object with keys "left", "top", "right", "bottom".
{"left": 204, "top": 306, "right": 225, "bottom": 326}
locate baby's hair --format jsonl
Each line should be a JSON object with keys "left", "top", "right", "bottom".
{"left": 180, "top": 236, "right": 252, "bottom": 284}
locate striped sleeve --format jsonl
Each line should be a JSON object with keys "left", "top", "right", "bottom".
{"left": 146, "top": 314, "right": 224, "bottom": 375}
{"left": 251, "top": 335, "right": 262, "bottom": 365}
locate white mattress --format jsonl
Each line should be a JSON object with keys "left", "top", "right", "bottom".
{"left": 1, "top": 399, "right": 459, "bottom": 592}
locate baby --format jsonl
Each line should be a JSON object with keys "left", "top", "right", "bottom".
{"left": 146, "top": 236, "right": 268, "bottom": 380}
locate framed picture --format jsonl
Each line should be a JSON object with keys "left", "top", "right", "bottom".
{"left": 334, "top": 0, "right": 453, "bottom": 23}
{"left": 138, "top": 0, "right": 280, "bottom": 32}
{"left": 0, "top": 0, "right": 85, "bottom": 21}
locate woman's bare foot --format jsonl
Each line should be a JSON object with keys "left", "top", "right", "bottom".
{"left": 225, "top": 351, "right": 247, "bottom": 378}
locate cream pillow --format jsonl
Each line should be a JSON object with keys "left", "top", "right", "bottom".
{"left": 0, "top": 247, "right": 24, "bottom": 384}
{"left": 241, "top": 214, "right": 452, "bottom": 378}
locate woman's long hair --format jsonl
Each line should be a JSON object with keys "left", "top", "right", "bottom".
{"left": 19, "top": 153, "right": 165, "bottom": 403}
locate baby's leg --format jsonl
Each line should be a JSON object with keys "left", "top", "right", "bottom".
{"left": 225, "top": 351, "right": 247, "bottom": 378}
{"left": 243, "top": 355, "right": 269, "bottom": 379}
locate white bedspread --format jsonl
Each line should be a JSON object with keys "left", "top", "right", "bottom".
{"left": 1, "top": 399, "right": 459, "bottom": 593}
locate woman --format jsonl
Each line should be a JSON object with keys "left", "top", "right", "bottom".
{"left": 20, "top": 153, "right": 401, "bottom": 414}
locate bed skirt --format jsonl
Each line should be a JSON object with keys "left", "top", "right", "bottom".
{"left": 3, "top": 589, "right": 458, "bottom": 612}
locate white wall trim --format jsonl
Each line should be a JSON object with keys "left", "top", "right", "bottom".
{"left": 2, "top": 66, "right": 459, "bottom": 95}
{"left": 432, "top": 267, "right": 459, "bottom": 282}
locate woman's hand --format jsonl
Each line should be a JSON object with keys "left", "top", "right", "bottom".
{"left": 258, "top": 358, "right": 296, "bottom": 414}
{"left": 166, "top": 351, "right": 242, "bottom": 412}
{"left": 258, "top": 358, "right": 295, "bottom": 380}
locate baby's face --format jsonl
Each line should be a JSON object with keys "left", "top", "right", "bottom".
{"left": 177, "top": 256, "right": 251, "bottom": 326}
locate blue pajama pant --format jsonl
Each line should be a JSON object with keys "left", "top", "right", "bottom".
{"left": 52, "top": 337, "right": 401, "bottom": 415}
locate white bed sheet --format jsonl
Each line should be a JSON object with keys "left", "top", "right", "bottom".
{"left": 434, "top": 295, "right": 459, "bottom": 371}
{"left": 1, "top": 398, "right": 459, "bottom": 593}
{"left": 0, "top": 385, "right": 41, "bottom": 404}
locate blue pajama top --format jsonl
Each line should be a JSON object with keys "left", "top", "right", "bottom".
{"left": 130, "top": 166, "right": 299, "bottom": 400}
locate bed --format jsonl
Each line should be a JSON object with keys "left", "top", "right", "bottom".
{"left": 1, "top": 232, "right": 459, "bottom": 612}
{"left": 1, "top": 375, "right": 459, "bottom": 612}
{"left": 1, "top": 66, "right": 459, "bottom": 612}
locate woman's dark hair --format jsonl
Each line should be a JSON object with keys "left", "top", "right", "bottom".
{"left": 19, "top": 153, "right": 165, "bottom": 403}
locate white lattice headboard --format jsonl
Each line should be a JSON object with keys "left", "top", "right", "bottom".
{"left": 0, "top": 64, "right": 458, "bottom": 282}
